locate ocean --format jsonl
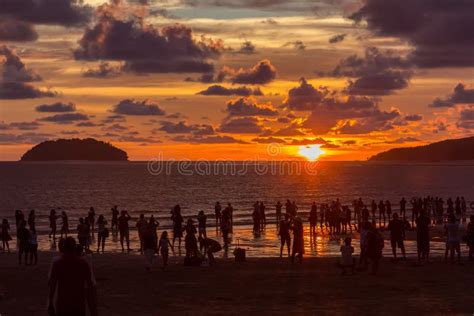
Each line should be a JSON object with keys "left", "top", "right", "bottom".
{"left": 1, "top": 161, "right": 473, "bottom": 257}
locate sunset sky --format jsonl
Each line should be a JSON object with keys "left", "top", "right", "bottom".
{"left": 0, "top": 0, "right": 473, "bottom": 161}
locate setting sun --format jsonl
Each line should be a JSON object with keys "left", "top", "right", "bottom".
{"left": 298, "top": 144, "right": 325, "bottom": 161}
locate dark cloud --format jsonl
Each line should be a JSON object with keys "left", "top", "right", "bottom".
{"left": 405, "top": 114, "right": 422, "bottom": 121}
{"left": 35, "top": 102, "right": 76, "bottom": 112}
{"left": 328, "top": 33, "right": 347, "bottom": 44}
{"left": 0, "top": 132, "right": 52, "bottom": 145}
{"left": 456, "top": 106, "right": 474, "bottom": 130}
{"left": 155, "top": 121, "right": 214, "bottom": 135}
{"left": 287, "top": 137, "right": 329, "bottom": 146}
{"left": 38, "top": 113, "right": 89, "bottom": 123}
{"left": 101, "top": 114, "right": 126, "bottom": 124}
{"left": 112, "top": 99, "right": 166, "bottom": 116}
{"left": 350, "top": 0, "right": 474, "bottom": 68}
{"left": 327, "top": 47, "right": 413, "bottom": 96}
{"left": 172, "top": 135, "right": 246, "bottom": 144}
{"left": 0, "top": 19, "right": 38, "bottom": 42}
{"left": 218, "top": 117, "right": 264, "bottom": 134}
{"left": 237, "top": 41, "right": 256, "bottom": 55}
{"left": 61, "top": 130, "right": 80, "bottom": 135}
{"left": 282, "top": 78, "right": 327, "bottom": 111}
{"left": 272, "top": 124, "right": 305, "bottom": 136}
{"left": 0, "top": 46, "right": 56, "bottom": 99}
{"left": 197, "top": 85, "right": 263, "bottom": 96}
{"left": 225, "top": 97, "right": 277, "bottom": 117}
{"left": 429, "top": 83, "right": 474, "bottom": 108}
{"left": 283, "top": 40, "right": 306, "bottom": 50}
{"left": 251, "top": 137, "right": 287, "bottom": 144}
{"left": 74, "top": 2, "right": 223, "bottom": 74}
{"left": 9, "top": 121, "right": 42, "bottom": 130}
{"left": 228, "top": 59, "right": 277, "bottom": 85}
{"left": 82, "top": 62, "right": 121, "bottom": 78}
{"left": 76, "top": 121, "right": 101, "bottom": 127}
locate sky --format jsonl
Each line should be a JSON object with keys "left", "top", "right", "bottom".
{"left": 0, "top": 0, "right": 473, "bottom": 161}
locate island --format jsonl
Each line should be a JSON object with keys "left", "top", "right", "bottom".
{"left": 21, "top": 138, "right": 128, "bottom": 161}
{"left": 369, "top": 136, "right": 474, "bottom": 161}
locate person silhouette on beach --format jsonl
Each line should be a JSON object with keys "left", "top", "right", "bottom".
{"left": 197, "top": 210, "right": 207, "bottom": 238}
{"left": 275, "top": 201, "right": 282, "bottom": 226}
{"left": 48, "top": 237, "right": 98, "bottom": 316}
{"left": 259, "top": 202, "right": 266, "bottom": 231}
{"left": 199, "top": 236, "right": 222, "bottom": 266}
{"left": 158, "top": 231, "right": 173, "bottom": 270}
{"left": 49, "top": 209, "right": 59, "bottom": 240}
{"left": 415, "top": 210, "right": 431, "bottom": 263}
{"left": 371, "top": 200, "right": 377, "bottom": 220}
{"left": 111, "top": 205, "right": 119, "bottom": 233}
{"left": 399, "top": 198, "right": 406, "bottom": 218}
{"left": 467, "top": 215, "right": 474, "bottom": 261}
{"left": 214, "top": 202, "right": 222, "bottom": 231}
{"left": 339, "top": 237, "right": 355, "bottom": 275}
{"left": 252, "top": 202, "right": 260, "bottom": 234}
{"left": 118, "top": 210, "right": 132, "bottom": 251}
{"left": 444, "top": 215, "right": 461, "bottom": 264}
{"left": 184, "top": 218, "right": 198, "bottom": 258}
{"left": 171, "top": 205, "right": 184, "bottom": 249}
{"left": 88, "top": 207, "right": 96, "bottom": 235}
{"left": 378, "top": 200, "right": 386, "bottom": 225}
{"left": 136, "top": 214, "right": 147, "bottom": 253}
{"left": 387, "top": 213, "right": 406, "bottom": 260}
{"left": 28, "top": 210, "right": 36, "bottom": 231}
{"left": 279, "top": 214, "right": 291, "bottom": 258}
{"left": 28, "top": 228, "right": 38, "bottom": 265}
{"left": 309, "top": 202, "right": 317, "bottom": 235}
{"left": 77, "top": 218, "right": 88, "bottom": 250}
{"left": 221, "top": 210, "right": 231, "bottom": 250}
{"left": 291, "top": 216, "right": 304, "bottom": 264}
{"left": 148, "top": 215, "right": 159, "bottom": 249}
{"left": 15, "top": 210, "right": 24, "bottom": 232}
{"left": 364, "top": 223, "right": 383, "bottom": 275}
{"left": 60, "top": 211, "right": 69, "bottom": 238}
{"left": 1, "top": 218, "right": 12, "bottom": 252}
{"left": 17, "top": 220, "right": 30, "bottom": 265}
{"left": 97, "top": 215, "right": 108, "bottom": 253}
{"left": 142, "top": 224, "right": 157, "bottom": 272}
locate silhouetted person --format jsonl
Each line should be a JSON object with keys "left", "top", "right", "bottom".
{"left": 387, "top": 213, "right": 406, "bottom": 260}
{"left": 197, "top": 210, "right": 207, "bottom": 238}
{"left": 444, "top": 215, "right": 461, "bottom": 264}
{"left": 199, "top": 237, "right": 222, "bottom": 266}
{"left": 378, "top": 200, "right": 386, "bottom": 225}
{"left": 370, "top": 200, "right": 377, "bottom": 220}
{"left": 385, "top": 200, "right": 392, "bottom": 219}
{"left": 291, "top": 216, "right": 304, "bottom": 264}
{"left": 358, "top": 218, "right": 371, "bottom": 269}
{"left": 49, "top": 209, "right": 58, "bottom": 239}
{"left": 111, "top": 205, "right": 119, "bottom": 233}
{"left": 171, "top": 205, "right": 183, "bottom": 249}
{"left": 77, "top": 218, "right": 88, "bottom": 250}
{"left": 184, "top": 218, "right": 198, "bottom": 258}
{"left": 275, "top": 201, "right": 282, "bottom": 226}
{"left": 259, "top": 202, "right": 266, "bottom": 231}
{"left": 339, "top": 237, "right": 355, "bottom": 275}
{"left": 60, "top": 211, "right": 69, "bottom": 238}
{"left": 221, "top": 211, "right": 231, "bottom": 249}
{"left": 88, "top": 207, "right": 96, "bottom": 235}
{"left": 17, "top": 220, "right": 30, "bottom": 265}
{"left": 416, "top": 210, "right": 431, "bottom": 263}
{"left": 400, "top": 198, "right": 406, "bottom": 218}
{"left": 279, "top": 214, "right": 291, "bottom": 258}
{"left": 15, "top": 210, "right": 24, "bottom": 232}
{"left": 214, "top": 202, "right": 221, "bottom": 231}
{"left": 148, "top": 215, "right": 159, "bottom": 248}
{"left": 309, "top": 202, "right": 317, "bottom": 235}
{"left": 29, "top": 228, "right": 38, "bottom": 265}
{"left": 28, "top": 209, "right": 36, "bottom": 231}
{"left": 118, "top": 210, "right": 131, "bottom": 251}
{"left": 1, "top": 218, "right": 12, "bottom": 252}
{"left": 136, "top": 214, "right": 147, "bottom": 253}
{"left": 96, "top": 215, "right": 108, "bottom": 253}
{"left": 48, "top": 237, "right": 97, "bottom": 316}
{"left": 364, "top": 223, "right": 383, "bottom": 275}
{"left": 252, "top": 202, "right": 260, "bottom": 234}
{"left": 142, "top": 225, "right": 156, "bottom": 272}
{"left": 467, "top": 215, "right": 474, "bottom": 261}
{"left": 158, "top": 231, "right": 173, "bottom": 270}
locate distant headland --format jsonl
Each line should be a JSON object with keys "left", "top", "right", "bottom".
{"left": 369, "top": 136, "right": 474, "bottom": 161}
{"left": 21, "top": 138, "right": 128, "bottom": 161}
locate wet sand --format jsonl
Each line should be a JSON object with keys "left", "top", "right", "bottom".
{"left": 1, "top": 252, "right": 474, "bottom": 315}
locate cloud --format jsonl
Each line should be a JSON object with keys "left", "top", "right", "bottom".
{"left": 283, "top": 40, "right": 306, "bottom": 50}
{"left": 228, "top": 59, "right": 277, "bottom": 85}
{"left": 38, "top": 113, "right": 89, "bottom": 123}
{"left": 282, "top": 78, "right": 327, "bottom": 111}
{"left": 404, "top": 114, "right": 422, "bottom": 121}
{"left": 76, "top": 121, "right": 100, "bottom": 127}
{"left": 225, "top": 97, "right": 277, "bottom": 117}
{"left": 237, "top": 41, "right": 256, "bottom": 54}
{"left": 328, "top": 33, "right": 347, "bottom": 44}
{"left": 74, "top": 2, "right": 223, "bottom": 73}
{"left": 0, "top": 0, "right": 92, "bottom": 41}
{"left": 0, "top": 46, "right": 56, "bottom": 99}
{"left": 350, "top": 0, "right": 474, "bottom": 68}
{"left": 197, "top": 85, "right": 263, "bottom": 96}
{"left": 112, "top": 99, "right": 166, "bottom": 116}
{"left": 172, "top": 135, "right": 246, "bottom": 144}
{"left": 251, "top": 137, "right": 287, "bottom": 144}
{"left": 82, "top": 62, "right": 121, "bottom": 78}
{"left": 456, "top": 105, "right": 474, "bottom": 130}
{"left": 0, "top": 19, "right": 38, "bottom": 42}
{"left": 272, "top": 124, "right": 305, "bottom": 136}
{"left": 155, "top": 121, "right": 214, "bottom": 135}
{"left": 327, "top": 47, "right": 413, "bottom": 96}
{"left": 287, "top": 137, "right": 330, "bottom": 146}
{"left": 0, "top": 132, "right": 52, "bottom": 145}
{"left": 35, "top": 102, "right": 76, "bottom": 112}
{"left": 101, "top": 114, "right": 126, "bottom": 124}
{"left": 218, "top": 117, "right": 264, "bottom": 134}
{"left": 9, "top": 121, "right": 42, "bottom": 130}
{"left": 429, "top": 83, "right": 474, "bottom": 108}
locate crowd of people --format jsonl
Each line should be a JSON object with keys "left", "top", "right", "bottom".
{"left": 1, "top": 196, "right": 474, "bottom": 272}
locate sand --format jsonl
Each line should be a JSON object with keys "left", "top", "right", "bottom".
{"left": 1, "top": 251, "right": 474, "bottom": 315}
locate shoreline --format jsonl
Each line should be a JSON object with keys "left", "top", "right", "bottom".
{"left": 1, "top": 252, "right": 474, "bottom": 315}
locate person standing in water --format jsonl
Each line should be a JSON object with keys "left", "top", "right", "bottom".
{"left": 96, "top": 215, "right": 108, "bottom": 253}
{"left": 49, "top": 209, "right": 58, "bottom": 240}
{"left": 28, "top": 210, "right": 36, "bottom": 231}
{"left": 17, "top": 220, "right": 30, "bottom": 265}
{"left": 214, "top": 202, "right": 222, "bottom": 231}
{"left": 309, "top": 202, "right": 317, "bottom": 236}
{"left": 364, "top": 223, "right": 384, "bottom": 275}
{"left": 399, "top": 198, "right": 406, "bottom": 219}
{"left": 142, "top": 224, "right": 157, "bottom": 272}
{"left": 60, "top": 211, "right": 69, "bottom": 238}
{"left": 118, "top": 210, "right": 131, "bottom": 251}
{"left": 259, "top": 202, "right": 266, "bottom": 231}
{"left": 416, "top": 210, "right": 431, "bottom": 263}
{"left": 279, "top": 214, "right": 291, "bottom": 258}
{"left": 444, "top": 215, "right": 461, "bottom": 264}
{"left": 387, "top": 213, "right": 406, "bottom": 260}
{"left": 171, "top": 205, "right": 184, "bottom": 249}
{"left": 197, "top": 210, "right": 207, "bottom": 239}
{"left": 291, "top": 216, "right": 304, "bottom": 264}
{"left": 136, "top": 214, "right": 148, "bottom": 253}
{"left": 1, "top": 218, "right": 12, "bottom": 252}
{"left": 184, "top": 218, "right": 198, "bottom": 258}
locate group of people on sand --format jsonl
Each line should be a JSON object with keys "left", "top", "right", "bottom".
{"left": 1, "top": 210, "right": 38, "bottom": 265}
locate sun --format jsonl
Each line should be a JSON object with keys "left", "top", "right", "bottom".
{"left": 298, "top": 144, "right": 325, "bottom": 161}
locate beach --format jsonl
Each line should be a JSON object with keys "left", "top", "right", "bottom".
{"left": 1, "top": 252, "right": 474, "bottom": 315}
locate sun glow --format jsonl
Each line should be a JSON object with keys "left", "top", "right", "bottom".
{"left": 298, "top": 144, "right": 325, "bottom": 161}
